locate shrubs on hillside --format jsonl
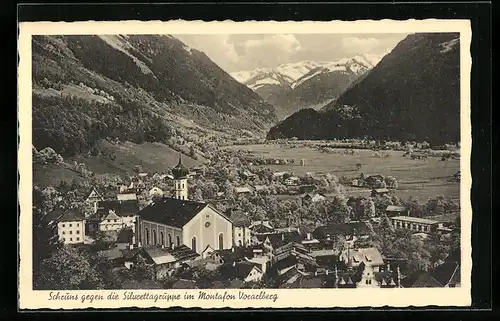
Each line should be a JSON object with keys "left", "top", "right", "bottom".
{"left": 33, "top": 147, "right": 64, "bottom": 165}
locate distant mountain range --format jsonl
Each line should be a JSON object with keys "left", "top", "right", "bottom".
{"left": 267, "top": 33, "right": 461, "bottom": 145}
{"left": 32, "top": 35, "right": 277, "bottom": 157}
{"left": 231, "top": 53, "right": 385, "bottom": 119}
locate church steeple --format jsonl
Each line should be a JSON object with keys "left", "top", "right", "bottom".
{"left": 172, "top": 153, "right": 189, "bottom": 200}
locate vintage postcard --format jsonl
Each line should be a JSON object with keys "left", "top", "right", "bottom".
{"left": 18, "top": 19, "right": 472, "bottom": 309}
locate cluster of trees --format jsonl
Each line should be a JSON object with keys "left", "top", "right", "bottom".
{"left": 355, "top": 214, "right": 460, "bottom": 275}
{"left": 33, "top": 147, "right": 64, "bottom": 165}
{"left": 33, "top": 94, "right": 174, "bottom": 157}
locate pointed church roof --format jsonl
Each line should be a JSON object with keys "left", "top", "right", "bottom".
{"left": 172, "top": 153, "right": 190, "bottom": 179}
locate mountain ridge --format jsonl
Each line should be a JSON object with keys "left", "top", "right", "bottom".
{"left": 230, "top": 53, "right": 386, "bottom": 119}
{"left": 267, "top": 33, "right": 461, "bottom": 144}
{"left": 32, "top": 35, "right": 277, "bottom": 157}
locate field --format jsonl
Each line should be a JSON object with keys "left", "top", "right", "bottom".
{"left": 224, "top": 143, "right": 461, "bottom": 201}
{"left": 34, "top": 141, "right": 204, "bottom": 188}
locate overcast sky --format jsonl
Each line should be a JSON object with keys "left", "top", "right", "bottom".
{"left": 175, "top": 33, "right": 409, "bottom": 72}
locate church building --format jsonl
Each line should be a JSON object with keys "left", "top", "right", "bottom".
{"left": 136, "top": 154, "right": 234, "bottom": 254}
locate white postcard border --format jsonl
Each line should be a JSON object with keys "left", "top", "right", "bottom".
{"left": 18, "top": 19, "right": 473, "bottom": 309}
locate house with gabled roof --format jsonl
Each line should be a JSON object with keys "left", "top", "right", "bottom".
{"left": 385, "top": 205, "right": 410, "bottom": 217}
{"left": 226, "top": 208, "right": 251, "bottom": 247}
{"left": 219, "top": 261, "right": 264, "bottom": 283}
{"left": 142, "top": 244, "right": 199, "bottom": 279}
{"left": 117, "top": 193, "right": 137, "bottom": 201}
{"left": 339, "top": 247, "right": 385, "bottom": 272}
{"left": 84, "top": 187, "right": 104, "bottom": 216}
{"left": 86, "top": 199, "right": 140, "bottom": 237}
{"left": 56, "top": 208, "right": 86, "bottom": 245}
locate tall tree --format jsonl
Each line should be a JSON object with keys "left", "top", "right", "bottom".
{"left": 36, "top": 247, "right": 104, "bottom": 290}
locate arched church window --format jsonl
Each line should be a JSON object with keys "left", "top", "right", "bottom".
{"left": 218, "top": 233, "right": 224, "bottom": 250}
{"left": 160, "top": 232, "right": 164, "bottom": 246}
{"left": 176, "top": 236, "right": 181, "bottom": 246}
{"left": 152, "top": 230, "right": 157, "bottom": 245}
{"left": 168, "top": 234, "right": 172, "bottom": 247}
{"left": 145, "top": 228, "right": 149, "bottom": 245}
{"left": 191, "top": 237, "right": 197, "bottom": 252}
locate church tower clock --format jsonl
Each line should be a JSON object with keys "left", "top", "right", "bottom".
{"left": 172, "top": 153, "right": 190, "bottom": 200}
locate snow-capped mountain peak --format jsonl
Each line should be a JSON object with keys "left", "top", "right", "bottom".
{"left": 231, "top": 53, "right": 387, "bottom": 91}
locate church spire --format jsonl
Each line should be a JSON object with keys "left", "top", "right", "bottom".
{"left": 172, "top": 153, "right": 189, "bottom": 180}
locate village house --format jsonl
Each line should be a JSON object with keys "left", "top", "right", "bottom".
{"left": 364, "top": 174, "right": 385, "bottom": 188}
{"left": 235, "top": 186, "right": 254, "bottom": 196}
{"left": 371, "top": 188, "right": 392, "bottom": 197}
{"left": 284, "top": 176, "right": 301, "bottom": 186}
{"left": 272, "top": 171, "right": 287, "bottom": 180}
{"left": 401, "top": 261, "right": 460, "bottom": 288}
{"left": 148, "top": 186, "right": 164, "bottom": 198}
{"left": 249, "top": 220, "right": 274, "bottom": 234}
{"left": 385, "top": 205, "right": 410, "bottom": 217}
{"left": 226, "top": 208, "right": 252, "bottom": 247}
{"left": 350, "top": 178, "right": 364, "bottom": 188}
{"left": 142, "top": 245, "right": 199, "bottom": 279}
{"left": 190, "top": 166, "right": 206, "bottom": 177}
{"left": 312, "top": 222, "right": 372, "bottom": 244}
{"left": 218, "top": 261, "right": 264, "bottom": 283}
{"left": 56, "top": 208, "right": 86, "bottom": 245}
{"left": 299, "top": 184, "right": 317, "bottom": 194}
{"left": 240, "top": 170, "right": 257, "bottom": 180}
{"left": 301, "top": 193, "right": 327, "bottom": 205}
{"left": 355, "top": 262, "right": 401, "bottom": 288}
{"left": 83, "top": 187, "right": 104, "bottom": 216}
{"left": 253, "top": 185, "right": 268, "bottom": 195}
{"left": 339, "top": 247, "right": 385, "bottom": 272}
{"left": 117, "top": 193, "right": 137, "bottom": 201}
{"left": 391, "top": 216, "right": 444, "bottom": 233}
{"left": 86, "top": 199, "right": 140, "bottom": 239}
{"left": 115, "top": 228, "right": 135, "bottom": 250}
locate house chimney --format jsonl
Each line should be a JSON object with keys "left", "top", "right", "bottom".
{"left": 232, "top": 247, "right": 235, "bottom": 253}
{"left": 232, "top": 261, "right": 236, "bottom": 267}
{"left": 281, "top": 234, "right": 285, "bottom": 241}
{"left": 307, "top": 233, "right": 312, "bottom": 240}
{"left": 326, "top": 270, "right": 329, "bottom": 276}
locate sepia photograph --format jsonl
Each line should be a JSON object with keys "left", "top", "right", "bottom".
{"left": 18, "top": 20, "right": 472, "bottom": 309}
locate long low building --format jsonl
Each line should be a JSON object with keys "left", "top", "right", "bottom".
{"left": 391, "top": 216, "right": 444, "bottom": 233}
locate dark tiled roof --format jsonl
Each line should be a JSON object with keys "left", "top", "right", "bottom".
{"left": 58, "top": 208, "right": 85, "bottom": 222}
{"left": 121, "top": 279, "right": 162, "bottom": 289}
{"left": 172, "top": 279, "right": 198, "bottom": 289}
{"left": 313, "top": 222, "right": 371, "bottom": 239}
{"left": 97, "top": 247, "right": 123, "bottom": 260}
{"left": 138, "top": 197, "right": 208, "bottom": 228}
{"left": 374, "top": 271, "right": 399, "bottom": 287}
{"left": 143, "top": 245, "right": 199, "bottom": 264}
{"left": 219, "top": 261, "right": 260, "bottom": 281}
{"left": 216, "top": 248, "right": 252, "bottom": 264}
{"left": 274, "top": 255, "right": 298, "bottom": 271}
{"left": 97, "top": 200, "right": 139, "bottom": 217}
{"left": 226, "top": 209, "right": 251, "bottom": 227}
{"left": 401, "top": 271, "right": 443, "bottom": 288}
{"left": 117, "top": 229, "right": 134, "bottom": 244}
{"left": 431, "top": 262, "right": 460, "bottom": 286}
